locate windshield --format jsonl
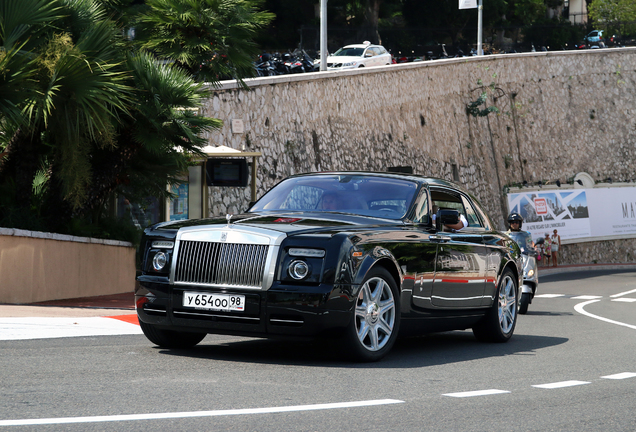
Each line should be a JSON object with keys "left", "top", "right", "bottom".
{"left": 249, "top": 174, "right": 419, "bottom": 220}
{"left": 508, "top": 231, "right": 534, "bottom": 254}
{"left": 332, "top": 47, "right": 364, "bottom": 57}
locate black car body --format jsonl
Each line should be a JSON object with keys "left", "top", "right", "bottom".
{"left": 136, "top": 172, "right": 522, "bottom": 361}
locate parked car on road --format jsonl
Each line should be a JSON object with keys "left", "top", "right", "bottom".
{"left": 584, "top": 30, "right": 605, "bottom": 47}
{"left": 136, "top": 172, "right": 522, "bottom": 361}
{"left": 317, "top": 42, "right": 392, "bottom": 71}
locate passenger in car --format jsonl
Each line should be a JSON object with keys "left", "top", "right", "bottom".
{"left": 320, "top": 193, "right": 340, "bottom": 210}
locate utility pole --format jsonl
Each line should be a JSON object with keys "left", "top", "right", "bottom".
{"left": 320, "top": 0, "right": 328, "bottom": 71}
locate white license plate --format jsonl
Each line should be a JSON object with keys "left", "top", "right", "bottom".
{"left": 183, "top": 292, "right": 245, "bottom": 312}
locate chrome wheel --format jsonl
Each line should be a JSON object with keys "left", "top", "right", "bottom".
{"left": 472, "top": 268, "right": 518, "bottom": 343}
{"left": 498, "top": 274, "right": 517, "bottom": 334}
{"left": 354, "top": 276, "right": 396, "bottom": 352}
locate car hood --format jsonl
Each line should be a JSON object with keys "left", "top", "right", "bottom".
{"left": 153, "top": 212, "right": 402, "bottom": 236}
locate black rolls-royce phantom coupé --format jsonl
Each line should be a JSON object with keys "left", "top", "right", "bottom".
{"left": 136, "top": 172, "right": 522, "bottom": 361}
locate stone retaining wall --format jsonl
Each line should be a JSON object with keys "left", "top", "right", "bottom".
{"left": 200, "top": 48, "right": 636, "bottom": 265}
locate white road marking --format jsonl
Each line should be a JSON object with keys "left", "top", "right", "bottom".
{"left": 442, "top": 389, "right": 510, "bottom": 398}
{"left": 574, "top": 300, "right": 636, "bottom": 330}
{"left": 611, "top": 298, "right": 636, "bottom": 303}
{"left": 571, "top": 295, "right": 603, "bottom": 300}
{"left": 601, "top": 372, "right": 636, "bottom": 380}
{"left": 0, "top": 317, "right": 141, "bottom": 341}
{"left": 532, "top": 380, "right": 590, "bottom": 389}
{"left": 610, "top": 288, "right": 636, "bottom": 298}
{"left": 0, "top": 399, "right": 404, "bottom": 426}
{"left": 534, "top": 294, "right": 565, "bottom": 298}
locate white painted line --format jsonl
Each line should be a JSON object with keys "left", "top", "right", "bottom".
{"left": 574, "top": 300, "right": 636, "bottom": 330}
{"left": 532, "top": 380, "right": 590, "bottom": 389}
{"left": 601, "top": 372, "right": 636, "bottom": 380}
{"left": 534, "top": 294, "right": 565, "bottom": 298}
{"left": 610, "top": 288, "right": 636, "bottom": 298}
{"left": 0, "top": 317, "right": 142, "bottom": 341}
{"left": 571, "top": 295, "right": 603, "bottom": 300}
{"left": 443, "top": 389, "right": 510, "bottom": 398}
{"left": 0, "top": 399, "right": 404, "bottom": 427}
{"left": 611, "top": 298, "right": 636, "bottom": 303}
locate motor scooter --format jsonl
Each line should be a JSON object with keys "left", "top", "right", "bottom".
{"left": 507, "top": 230, "right": 539, "bottom": 314}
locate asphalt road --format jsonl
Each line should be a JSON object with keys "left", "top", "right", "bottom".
{"left": 1, "top": 269, "right": 635, "bottom": 431}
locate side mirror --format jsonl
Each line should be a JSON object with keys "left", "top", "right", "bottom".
{"left": 435, "top": 209, "right": 459, "bottom": 230}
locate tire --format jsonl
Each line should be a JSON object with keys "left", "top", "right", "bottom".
{"left": 519, "top": 292, "right": 531, "bottom": 315}
{"left": 139, "top": 320, "right": 206, "bottom": 348}
{"left": 472, "top": 269, "right": 518, "bottom": 342}
{"left": 341, "top": 267, "right": 400, "bottom": 362}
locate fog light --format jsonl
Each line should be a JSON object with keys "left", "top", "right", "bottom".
{"left": 152, "top": 252, "right": 167, "bottom": 271}
{"left": 288, "top": 260, "right": 310, "bottom": 280}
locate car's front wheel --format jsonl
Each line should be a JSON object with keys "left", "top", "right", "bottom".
{"left": 139, "top": 320, "right": 206, "bottom": 348}
{"left": 342, "top": 267, "right": 400, "bottom": 362}
{"left": 472, "top": 268, "right": 518, "bottom": 342}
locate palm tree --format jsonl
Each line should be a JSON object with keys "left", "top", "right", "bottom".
{"left": 1, "top": 0, "right": 131, "bottom": 224}
{"left": 81, "top": 51, "right": 222, "bottom": 221}
{"left": 135, "top": 0, "right": 274, "bottom": 83}
{"left": 1, "top": 0, "right": 220, "bottom": 234}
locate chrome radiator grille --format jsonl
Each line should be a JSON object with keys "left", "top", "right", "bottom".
{"left": 174, "top": 241, "right": 269, "bottom": 288}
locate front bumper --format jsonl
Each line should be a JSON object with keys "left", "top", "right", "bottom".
{"left": 135, "top": 277, "right": 353, "bottom": 338}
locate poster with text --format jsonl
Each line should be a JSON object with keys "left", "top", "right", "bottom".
{"left": 169, "top": 183, "right": 189, "bottom": 221}
{"left": 507, "top": 187, "right": 636, "bottom": 242}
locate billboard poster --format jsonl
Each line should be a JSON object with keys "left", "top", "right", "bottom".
{"left": 507, "top": 187, "right": 636, "bottom": 242}
{"left": 169, "top": 183, "right": 189, "bottom": 221}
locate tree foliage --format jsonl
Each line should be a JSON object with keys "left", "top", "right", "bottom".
{"left": 136, "top": 0, "right": 274, "bottom": 83}
{"left": 588, "top": 0, "right": 636, "bottom": 35}
{"left": 0, "top": 0, "right": 257, "bottom": 239}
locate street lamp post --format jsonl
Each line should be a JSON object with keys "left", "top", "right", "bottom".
{"left": 320, "top": 0, "right": 328, "bottom": 71}
{"left": 477, "top": 0, "right": 483, "bottom": 55}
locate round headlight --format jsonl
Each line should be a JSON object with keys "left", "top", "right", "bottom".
{"left": 288, "top": 259, "right": 310, "bottom": 280}
{"left": 152, "top": 252, "right": 167, "bottom": 271}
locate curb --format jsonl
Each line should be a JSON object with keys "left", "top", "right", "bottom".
{"left": 538, "top": 263, "right": 636, "bottom": 277}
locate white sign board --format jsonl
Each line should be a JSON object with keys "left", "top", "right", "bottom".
{"left": 507, "top": 187, "right": 636, "bottom": 243}
{"left": 231, "top": 119, "right": 244, "bottom": 134}
{"left": 459, "top": 0, "right": 477, "bottom": 9}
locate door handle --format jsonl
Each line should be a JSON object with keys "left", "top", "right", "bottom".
{"left": 430, "top": 234, "right": 452, "bottom": 243}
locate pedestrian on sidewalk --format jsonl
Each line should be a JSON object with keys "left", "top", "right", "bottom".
{"left": 543, "top": 233, "right": 552, "bottom": 267}
{"left": 551, "top": 229, "right": 561, "bottom": 267}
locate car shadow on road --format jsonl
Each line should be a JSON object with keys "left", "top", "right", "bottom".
{"left": 155, "top": 330, "right": 568, "bottom": 369}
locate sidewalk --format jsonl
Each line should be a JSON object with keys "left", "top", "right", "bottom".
{"left": 537, "top": 262, "right": 636, "bottom": 277}
{"left": 0, "top": 292, "right": 134, "bottom": 318}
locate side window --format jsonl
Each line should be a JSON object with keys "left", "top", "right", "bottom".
{"left": 431, "top": 190, "right": 464, "bottom": 216}
{"left": 413, "top": 192, "right": 429, "bottom": 224}
{"left": 461, "top": 195, "right": 483, "bottom": 228}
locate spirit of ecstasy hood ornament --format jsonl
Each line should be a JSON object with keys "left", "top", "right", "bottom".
{"left": 226, "top": 213, "right": 232, "bottom": 226}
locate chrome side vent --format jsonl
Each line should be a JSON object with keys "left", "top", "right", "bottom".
{"left": 174, "top": 241, "right": 269, "bottom": 289}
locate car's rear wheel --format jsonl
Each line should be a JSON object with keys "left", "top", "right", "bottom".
{"left": 473, "top": 268, "right": 518, "bottom": 342}
{"left": 139, "top": 320, "right": 206, "bottom": 348}
{"left": 342, "top": 267, "right": 400, "bottom": 362}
